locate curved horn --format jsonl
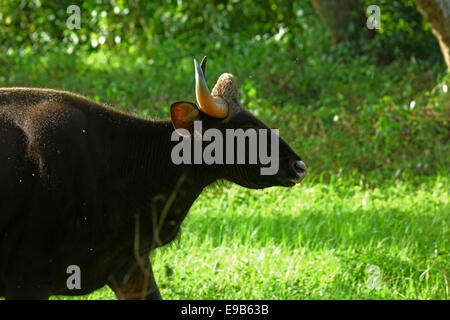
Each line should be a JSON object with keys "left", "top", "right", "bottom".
{"left": 194, "top": 58, "right": 229, "bottom": 118}
{"left": 200, "top": 56, "right": 207, "bottom": 75}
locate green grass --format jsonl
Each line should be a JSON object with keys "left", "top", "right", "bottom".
{"left": 52, "top": 175, "right": 449, "bottom": 300}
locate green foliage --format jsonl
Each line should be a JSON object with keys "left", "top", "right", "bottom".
{"left": 362, "top": 0, "right": 443, "bottom": 63}
{"left": 0, "top": 1, "right": 441, "bottom": 62}
{"left": 0, "top": 0, "right": 313, "bottom": 54}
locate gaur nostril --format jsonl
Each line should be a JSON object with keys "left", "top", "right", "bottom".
{"left": 291, "top": 160, "right": 307, "bottom": 179}
{"left": 295, "top": 160, "right": 307, "bottom": 172}
{"left": 288, "top": 159, "right": 307, "bottom": 184}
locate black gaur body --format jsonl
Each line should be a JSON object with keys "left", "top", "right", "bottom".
{"left": 0, "top": 58, "right": 307, "bottom": 299}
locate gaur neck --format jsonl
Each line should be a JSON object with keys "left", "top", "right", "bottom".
{"left": 105, "top": 115, "right": 217, "bottom": 223}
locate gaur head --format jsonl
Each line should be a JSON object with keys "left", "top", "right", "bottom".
{"left": 170, "top": 56, "right": 307, "bottom": 189}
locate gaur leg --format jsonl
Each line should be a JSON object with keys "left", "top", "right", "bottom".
{"left": 3, "top": 199, "right": 60, "bottom": 300}
{"left": 3, "top": 244, "right": 54, "bottom": 300}
{"left": 4, "top": 280, "right": 52, "bottom": 300}
{"left": 108, "top": 258, "right": 162, "bottom": 300}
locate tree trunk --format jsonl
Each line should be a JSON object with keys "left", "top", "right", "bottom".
{"left": 412, "top": 0, "right": 450, "bottom": 68}
{"left": 310, "top": 0, "right": 373, "bottom": 45}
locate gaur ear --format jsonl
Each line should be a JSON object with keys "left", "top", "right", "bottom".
{"left": 170, "top": 101, "right": 200, "bottom": 136}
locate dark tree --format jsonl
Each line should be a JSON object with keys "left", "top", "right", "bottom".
{"left": 310, "top": 0, "right": 374, "bottom": 46}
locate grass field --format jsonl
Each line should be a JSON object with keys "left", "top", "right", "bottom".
{"left": 51, "top": 175, "right": 448, "bottom": 300}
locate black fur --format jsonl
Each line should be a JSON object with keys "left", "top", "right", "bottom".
{"left": 0, "top": 87, "right": 303, "bottom": 299}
